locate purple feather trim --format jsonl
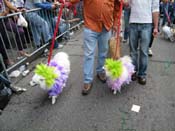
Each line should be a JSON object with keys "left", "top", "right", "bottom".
{"left": 48, "top": 60, "right": 68, "bottom": 96}
{"left": 107, "top": 58, "right": 135, "bottom": 92}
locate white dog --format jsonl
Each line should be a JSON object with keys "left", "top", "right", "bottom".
{"left": 162, "top": 25, "right": 175, "bottom": 42}
{"left": 30, "top": 52, "right": 70, "bottom": 104}
{"left": 105, "top": 56, "right": 135, "bottom": 94}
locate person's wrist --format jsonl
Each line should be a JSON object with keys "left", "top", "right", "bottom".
{"left": 154, "top": 24, "right": 158, "bottom": 29}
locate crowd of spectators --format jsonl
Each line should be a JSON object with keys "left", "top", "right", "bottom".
{"left": 0, "top": 0, "right": 82, "bottom": 67}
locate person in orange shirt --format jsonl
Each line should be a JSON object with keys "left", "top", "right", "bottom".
{"left": 68, "top": 0, "right": 120, "bottom": 95}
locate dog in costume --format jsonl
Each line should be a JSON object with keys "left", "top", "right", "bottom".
{"left": 30, "top": 52, "right": 70, "bottom": 104}
{"left": 162, "top": 25, "right": 175, "bottom": 42}
{"left": 104, "top": 56, "right": 135, "bottom": 94}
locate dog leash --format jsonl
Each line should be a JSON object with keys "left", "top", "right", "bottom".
{"left": 114, "top": 0, "right": 123, "bottom": 59}
{"left": 47, "top": 2, "right": 72, "bottom": 64}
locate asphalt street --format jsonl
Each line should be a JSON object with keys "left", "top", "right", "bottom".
{"left": 0, "top": 29, "right": 175, "bottom": 131}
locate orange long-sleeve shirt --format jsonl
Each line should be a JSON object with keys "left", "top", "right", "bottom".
{"left": 70, "top": 0, "right": 120, "bottom": 32}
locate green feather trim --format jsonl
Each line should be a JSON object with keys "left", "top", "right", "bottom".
{"left": 35, "top": 63, "right": 58, "bottom": 88}
{"left": 105, "top": 58, "right": 123, "bottom": 79}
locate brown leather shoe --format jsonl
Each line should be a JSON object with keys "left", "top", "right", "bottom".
{"left": 97, "top": 72, "right": 107, "bottom": 83}
{"left": 138, "top": 77, "right": 146, "bottom": 85}
{"left": 82, "top": 83, "right": 93, "bottom": 95}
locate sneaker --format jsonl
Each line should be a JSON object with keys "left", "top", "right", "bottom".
{"left": 148, "top": 48, "right": 153, "bottom": 57}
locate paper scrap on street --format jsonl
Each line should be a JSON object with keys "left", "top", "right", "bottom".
{"left": 131, "top": 105, "right": 140, "bottom": 113}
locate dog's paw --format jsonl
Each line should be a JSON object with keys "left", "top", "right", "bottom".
{"left": 62, "top": 84, "right": 66, "bottom": 88}
{"left": 113, "top": 90, "right": 117, "bottom": 95}
{"left": 51, "top": 96, "right": 57, "bottom": 105}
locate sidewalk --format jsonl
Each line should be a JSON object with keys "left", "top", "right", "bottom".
{"left": 0, "top": 29, "right": 175, "bottom": 131}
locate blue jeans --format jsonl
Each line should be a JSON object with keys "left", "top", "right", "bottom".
{"left": 59, "top": 23, "right": 70, "bottom": 39}
{"left": 83, "top": 27, "right": 111, "bottom": 83}
{"left": 25, "top": 12, "right": 51, "bottom": 46}
{"left": 53, "top": 17, "right": 70, "bottom": 39}
{"left": 129, "top": 23, "right": 152, "bottom": 77}
{"left": 124, "top": 7, "right": 130, "bottom": 40}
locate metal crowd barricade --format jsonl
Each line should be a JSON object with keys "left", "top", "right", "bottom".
{"left": 0, "top": 3, "right": 84, "bottom": 75}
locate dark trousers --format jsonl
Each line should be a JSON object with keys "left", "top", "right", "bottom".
{"left": 0, "top": 18, "right": 26, "bottom": 51}
{"left": 149, "top": 26, "right": 154, "bottom": 48}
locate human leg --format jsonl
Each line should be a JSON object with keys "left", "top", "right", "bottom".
{"left": 25, "top": 13, "right": 42, "bottom": 46}
{"left": 96, "top": 27, "right": 111, "bottom": 83}
{"left": 82, "top": 27, "right": 99, "bottom": 95}
{"left": 96, "top": 28, "right": 111, "bottom": 74}
{"left": 148, "top": 26, "right": 154, "bottom": 56}
{"left": 138, "top": 24, "right": 152, "bottom": 84}
{"left": 83, "top": 27, "right": 98, "bottom": 84}
{"left": 5, "top": 19, "right": 29, "bottom": 56}
{"left": 129, "top": 24, "right": 139, "bottom": 73}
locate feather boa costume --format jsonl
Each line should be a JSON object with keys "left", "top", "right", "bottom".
{"left": 104, "top": 56, "right": 135, "bottom": 94}
{"left": 30, "top": 52, "right": 70, "bottom": 104}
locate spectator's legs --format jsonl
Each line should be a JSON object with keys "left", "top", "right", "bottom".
{"left": 5, "top": 19, "right": 25, "bottom": 51}
{"left": 38, "top": 16, "right": 51, "bottom": 43}
{"left": 0, "top": 21, "right": 13, "bottom": 66}
{"left": 25, "top": 13, "right": 41, "bottom": 46}
{"left": 59, "top": 23, "right": 70, "bottom": 39}
{"left": 26, "top": 12, "right": 51, "bottom": 46}
{"left": 0, "top": 37, "right": 8, "bottom": 64}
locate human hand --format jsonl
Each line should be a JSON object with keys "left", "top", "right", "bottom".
{"left": 112, "top": 26, "right": 118, "bottom": 33}
{"left": 2, "top": 10, "right": 9, "bottom": 16}
{"left": 19, "top": 8, "right": 26, "bottom": 12}
{"left": 54, "top": 2, "right": 61, "bottom": 7}
{"left": 52, "top": 4, "right": 57, "bottom": 9}
{"left": 153, "top": 28, "right": 158, "bottom": 37}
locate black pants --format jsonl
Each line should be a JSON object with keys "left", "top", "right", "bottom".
{"left": 149, "top": 26, "right": 154, "bottom": 48}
